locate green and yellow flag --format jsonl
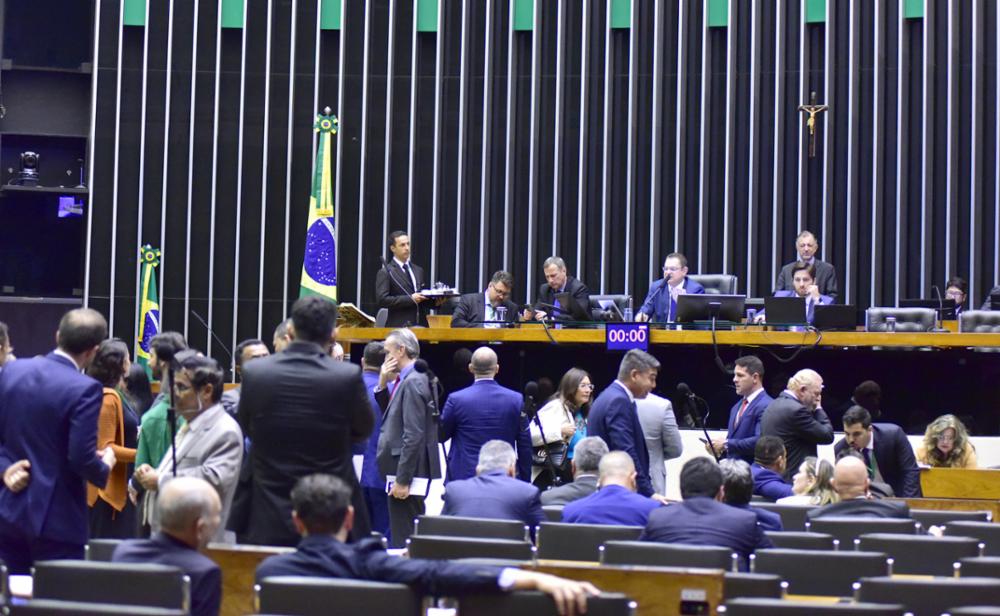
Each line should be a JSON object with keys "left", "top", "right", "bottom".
{"left": 299, "top": 109, "right": 339, "bottom": 302}
{"left": 136, "top": 245, "right": 161, "bottom": 379}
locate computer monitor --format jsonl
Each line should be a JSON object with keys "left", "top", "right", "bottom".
{"left": 813, "top": 304, "right": 858, "bottom": 331}
{"left": 991, "top": 293, "right": 1000, "bottom": 311}
{"left": 675, "top": 294, "right": 746, "bottom": 323}
{"left": 552, "top": 292, "right": 593, "bottom": 321}
{"left": 899, "top": 298, "right": 957, "bottom": 320}
{"left": 763, "top": 296, "right": 808, "bottom": 325}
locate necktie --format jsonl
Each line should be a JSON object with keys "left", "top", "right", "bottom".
{"left": 735, "top": 398, "right": 749, "bottom": 426}
{"left": 389, "top": 375, "right": 401, "bottom": 401}
{"left": 806, "top": 297, "right": 815, "bottom": 324}
{"left": 401, "top": 263, "right": 414, "bottom": 290}
{"left": 862, "top": 448, "right": 875, "bottom": 479}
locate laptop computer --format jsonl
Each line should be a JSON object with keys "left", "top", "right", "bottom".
{"left": 595, "top": 298, "right": 625, "bottom": 321}
{"left": 900, "top": 298, "right": 957, "bottom": 320}
{"left": 763, "top": 296, "right": 807, "bottom": 325}
{"left": 553, "top": 292, "right": 592, "bottom": 321}
{"left": 813, "top": 304, "right": 857, "bottom": 330}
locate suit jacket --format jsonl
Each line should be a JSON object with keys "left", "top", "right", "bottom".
{"left": 587, "top": 383, "right": 654, "bottom": 496}
{"left": 562, "top": 484, "right": 660, "bottom": 526}
{"left": 220, "top": 387, "right": 240, "bottom": 418}
{"left": 153, "top": 404, "right": 243, "bottom": 542}
{"left": 112, "top": 532, "right": 221, "bottom": 616}
{"left": 255, "top": 535, "right": 504, "bottom": 596}
{"left": 634, "top": 393, "right": 683, "bottom": 496}
{"left": 725, "top": 390, "right": 774, "bottom": 464}
{"left": 0, "top": 353, "right": 109, "bottom": 545}
{"left": 450, "top": 292, "right": 519, "bottom": 328}
{"left": 540, "top": 474, "right": 599, "bottom": 506}
{"left": 641, "top": 497, "right": 772, "bottom": 568}
{"left": 833, "top": 423, "right": 922, "bottom": 498}
{"left": 760, "top": 392, "right": 834, "bottom": 481}
{"left": 806, "top": 497, "right": 911, "bottom": 520}
{"left": 376, "top": 366, "right": 441, "bottom": 486}
{"left": 375, "top": 259, "right": 429, "bottom": 327}
{"left": 441, "top": 470, "right": 544, "bottom": 527}
{"left": 981, "top": 284, "right": 1000, "bottom": 310}
{"left": 772, "top": 290, "right": 834, "bottom": 324}
{"left": 360, "top": 370, "right": 388, "bottom": 489}
{"left": 775, "top": 258, "right": 839, "bottom": 300}
{"left": 87, "top": 388, "right": 137, "bottom": 511}
{"left": 439, "top": 379, "right": 531, "bottom": 482}
{"left": 732, "top": 503, "right": 783, "bottom": 532}
{"left": 535, "top": 276, "right": 591, "bottom": 320}
{"left": 750, "top": 463, "right": 794, "bottom": 501}
{"left": 239, "top": 341, "right": 373, "bottom": 546}
{"left": 638, "top": 277, "right": 706, "bottom": 322}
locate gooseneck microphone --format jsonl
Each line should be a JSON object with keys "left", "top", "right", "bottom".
{"left": 931, "top": 285, "right": 945, "bottom": 331}
{"left": 413, "top": 359, "right": 441, "bottom": 418}
{"left": 678, "top": 382, "right": 720, "bottom": 461}
{"left": 380, "top": 255, "right": 420, "bottom": 326}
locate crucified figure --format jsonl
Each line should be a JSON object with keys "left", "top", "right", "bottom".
{"left": 798, "top": 91, "right": 828, "bottom": 158}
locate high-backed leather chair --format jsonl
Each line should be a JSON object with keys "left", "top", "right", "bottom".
{"left": 589, "top": 295, "right": 630, "bottom": 321}
{"left": 865, "top": 307, "right": 936, "bottom": 332}
{"left": 959, "top": 310, "right": 1000, "bottom": 333}
{"left": 688, "top": 274, "right": 739, "bottom": 295}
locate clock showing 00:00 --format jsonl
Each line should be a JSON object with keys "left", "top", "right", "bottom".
{"left": 605, "top": 323, "right": 649, "bottom": 352}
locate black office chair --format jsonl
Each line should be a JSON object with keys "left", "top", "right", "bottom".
{"left": 256, "top": 576, "right": 423, "bottom": 616}
{"left": 865, "top": 307, "right": 936, "bottom": 332}
{"left": 722, "top": 573, "right": 785, "bottom": 600}
{"left": 856, "top": 533, "right": 982, "bottom": 576}
{"left": 721, "top": 598, "right": 906, "bottom": 615}
{"left": 945, "top": 521, "right": 1000, "bottom": 556}
{"left": 414, "top": 515, "right": 530, "bottom": 541}
{"left": 805, "top": 517, "right": 919, "bottom": 547}
{"left": 600, "top": 541, "right": 738, "bottom": 571}
{"left": 31, "top": 561, "right": 189, "bottom": 612}
{"left": 750, "top": 549, "right": 891, "bottom": 597}
{"left": 6, "top": 600, "right": 186, "bottom": 615}
{"left": 910, "top": 509, "right": 991, "bottom": 528}
{"left": 457, "top": 591, "right": 636, "bottom": 616}
{"left": 541, "top": 505, "right": 564, "bottom": 522}
{"left": 406, "top": 536, "right": 535, "bottom": 561}
{"left": 534, "top": 522, "right": 643, "bottom": 561}
{"left": 588, "top": 295, "right": 630, "bottom": 321}
{"left": 959, "top": 310, "right": 1000, "bottom": 333}
{"left": 751, "top": 504, "right": 814, "bottom": 532}
{"left": 84, "top": 540, "right": 123, "bottom": 562}
{"left": 764, "top": 531, "right": 838, "bottom": 551}
{"left": 854, "top": 576, "right": 1000, "bottom": 616}
{"left": 955, "top": 556, "right": 1000, "bottom": 578}
{"left": 688, "top": 274, "right": 739, "bottom": 295}
{"left": 945, "top": 607, "right": 1000, "bottom": 616}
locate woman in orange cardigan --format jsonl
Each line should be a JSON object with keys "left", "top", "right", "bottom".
{"left": 86, "top": 339, "right": 139, "bottom": 538}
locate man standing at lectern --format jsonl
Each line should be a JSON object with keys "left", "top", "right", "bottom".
{"left": 375, "top": 231, "right": 429, "bottom": 327}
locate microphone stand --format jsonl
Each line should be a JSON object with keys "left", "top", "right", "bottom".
{"left": 165, "top": 359, "right": 179, "bottom": 476}
{"left": 689, "top": 393, "right": 720, "bottom": 462}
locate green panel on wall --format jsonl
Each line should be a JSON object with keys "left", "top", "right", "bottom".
{"left": 610, "top": 0, "right": 631, "bottom": 29}
{"left": 123, "top": 0, "right": 145, "bottom": 26}
{"left": 320, "top": 0, "right": 341, "bottom": 30}
{"left": 707, "top": 0, "right": 728, "bottom": 28}
{"left": 416, "top": 0, "right": 439, "bottom": 32}
{"left": 805, "top": 0, "right": 826, "bottom": 23}
{"left": 513, "top": 0, "right": 534, "bottom": 31}
{"left": 904, "top": 0, "right": 925, "bottom": 19}
{"left": 221, "top": 0, "right": 244, "bottom": 29}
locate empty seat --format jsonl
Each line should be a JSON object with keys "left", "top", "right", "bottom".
{"left": 7, "top": 600, "right": 186, "bottom": 615}
{"left": 406, "top": 536, "right": 535, "bottom": 561}
{"left": 256, "top": 576, "right": 423, "bottom": 616}
{"left": 946, "top": 521, "right": 1000, "bottom": 556}
{"left": 955, "top": 556, "right": 1000, "bottom": 578}
{"left": 84, "top": 540, "right": 123, "bottom": 563}
{"left": 722, "top": 597, "right": 906, "bottom": 615}
{"left": 764, "top": 531, "right": 837, "bottom": 551}
{"left": 534, "top": 522, "right": 642, "bottom": 561}
{"left": 542, "top": 506, "right": 563, "bottom": 522}
{"left": 752, "top": 504, "right": 814, "bottom": 532}
{"left": 865, "top": 307, "right": 936, "bottom": 332}
{"left": 945, "top": 608, "right": 1000, "bottom": 616}
{"left": 457, "top": 591, "right": 636, "bottom": 616}
{"left": 854, "top": 576, "right": 1000, "bottom": 616}
{"left": 688, "top": 274, "right": 739, "bottom": 295}
{"left": 32, "top": 561, "right": 189, "bottom": 612}
{"left": 911, "top": 509, "right": 991, "bottom": 528}
{"left": 856, "top": 533, "right": 982, "bottom": 576}
{"left": 600, "top": 541, "right": 738, "bottom": 571}
{"left": 722, "top": 573, "right": 784, "bottom": 600}
{"left": 414, "top": 515, "right": 529, "bottom": 541}
{"left": 805, "top": 517, "right": 919, "bottom": 546}
{"left": 750, "top": 549, "right": 891, "bottom": 597}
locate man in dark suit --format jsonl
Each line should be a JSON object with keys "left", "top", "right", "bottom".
{"left": 451, "top": 270, "right": 520, "bottom": 328}
{"left": 113, "top": 477, "right": 223, "bottom": 616}
{"left": 749, "top": 436, "right": 794, "bottom": 501}
{"left": 636, "top": 252, "right": 706, "bottom": 323}
{"left": 239, "top": 296, "right": 373, "bottom": 546}
{"left": 774, "top": 230, "right": 838, "bottom": 301}
{"left": 834, "top": 406, "right": 921, "bottom": 498}
{"left": 375, "top": 328, "right": 441, "bottom": 547}
{"left": 541, "top": 437, "right": 608, "bottom": 506}
{"left": 375, "top": 230, "right": 430, "bottom": 327}
{"left": 771, "top": 262, "right": 835, "bottom": 325}
{"left": 806, "top": 456, "right": 910, "bottom": 520}
{"left": 586, "top": 350, "right": 662, "bottom": 498}
{"left": 442, "top": 441, "right": 544, "bottom": 527}
{"left": 0, "top": 308, "right": 116, "bottom": 573}
{"left": 980, "top": 283, "right": 1000, "bottom": 310}
{"left": 439, "top": 347, "right": 531, "bottom": 482}
{"left": 720, "top": 459, "right": 783, "bottom": 532}
{"left": 359, "top": 342, "right": 391, "bottom": 538}
{"left": 562, "top": 452, "right": 661, "bottom": 526}
{"left": 220, "top": 338, "right": 269, "bottom": 417}
{"left": 641, "top": 457, "right": 772, "bottom": 568}
{"left": 525, "top": 256, "right": 591, "bottom": 322}
{"left": 707, "top": 355, "right": 773, "bottom": 464}
{"left": 255, "top": 474, "right": 599, "bottom": 613}
{"left": 760, "top": 369, "right": 834, "bottom": 481}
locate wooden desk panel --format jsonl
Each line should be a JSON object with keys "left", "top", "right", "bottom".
{"left": 920, "top": 468, "right": 1000, "bottom": 500}
{"left": 206, "top": 543, "right": 293, "bottom": 616}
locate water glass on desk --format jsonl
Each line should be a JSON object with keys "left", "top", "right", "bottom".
{"left": 495, "top": 306, "right": 507, "bottom": 326}
{"left": 885, "top": 316, "right": 897, "bottom": 333}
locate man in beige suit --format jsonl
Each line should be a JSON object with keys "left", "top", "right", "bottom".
{"left": 134, "top": 352, "right": 243, "bottom": 543}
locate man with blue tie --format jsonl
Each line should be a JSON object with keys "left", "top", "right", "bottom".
{"left": 707, "top": 355, "right": 773, "bottom": 464}
{"left": 636, "top": 253, "right": 705, "bottom": 323}
{"left": 525, "top": 256, "right": 591, "bottom": 322}
{"left": 441, "top": 441, "right": 544, "bottom": 527}
{"left": 774, "top": 230, "right": 839, "bottom": 300}
{"left": 772, "top": 262, "right": 834, "bottom": 325}
{"left": 586, "top": 350, "right": 663, "bottom": 498}
{"left": 439, "top": 347, "right": 531, "bottom": 482}
{"left": 0, "top": 308, "right": 117, "bottom": 573}
{"left": 561, "top": 451, "right": 661, "bottom": 526}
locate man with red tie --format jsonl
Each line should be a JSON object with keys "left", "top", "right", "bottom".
{"left": 707, "top": 356, "right": 773, "bottom": 465}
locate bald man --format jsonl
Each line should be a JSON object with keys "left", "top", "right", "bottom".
{"left": 113, "top": 477, "right": 223, "bottom": 616}
{"left": 561, "top": 452, "right": 661, "bottom": 526}
{"left": 439, "top": 347, "right": 531, "bottom": 482}
{"left": 760, "top": 369, "right": 834, "bottom": 481}
{"left": 806, "top": 455, "right": 910, "bottom": 520}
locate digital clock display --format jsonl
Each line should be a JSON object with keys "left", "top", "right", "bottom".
{"left": 606, "top": 323, "right": 649, "bottom": 351}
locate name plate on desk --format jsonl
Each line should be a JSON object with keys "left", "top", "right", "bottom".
{"left": 606, "top": 323, "right": 649, "bottom": 351}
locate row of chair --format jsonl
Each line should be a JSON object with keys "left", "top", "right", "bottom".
{"left": 751, "top": 502, "right": 992, "bottom": 533}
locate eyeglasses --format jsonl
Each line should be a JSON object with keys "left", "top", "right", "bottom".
{"left": 662, "top": 266, "right": 682, "bottom": 273}
{"left": 579, "top": 383, "right": 595, "bottom": 390}
{"left": 937, "top": 434, "right": 956, "bottom": 442}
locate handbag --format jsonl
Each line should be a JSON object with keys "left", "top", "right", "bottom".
{"left": 532, "top": 440, "right": 569, "bottom": 469}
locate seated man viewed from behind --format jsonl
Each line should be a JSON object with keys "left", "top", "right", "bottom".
{"left": 561, "top": 451, "right": 661, "bottom": 526}
{"left": 805, "top": 455, "right": 910, "bottom": 521}
{"left": 749, "top": 436, "right": 794, "bottom": 501}
{"left": 256, "top": 474, "right": 599, "bottom": 615}
{"left": 540, "top": 436, "right": 608, "bottom": 507}
{"left": 441, "top": 440, "right": 545, "bottom": 527}
{"left": 719, "top": 459, "right": 782, "bottom": 532}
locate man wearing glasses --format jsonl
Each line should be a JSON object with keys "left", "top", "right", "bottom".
{"left": 636, "top": 253, "right": 705, "bottom": 323}
{"left": 450, "top": 271, "right": 520, "bottom": 328}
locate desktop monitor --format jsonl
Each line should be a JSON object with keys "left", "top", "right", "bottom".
{"left": 899, "top": 298, "right": 957, "bottom": 320}
{"left": 552, "top": 292, "right": 593, "bottom": 321}
{"left": 675, "top": 294, "right": 746, "bottom": 323}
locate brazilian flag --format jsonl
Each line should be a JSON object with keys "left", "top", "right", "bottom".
{"left": 299, "top": 110, "right": 339, "bottom": 302}
{"left": 136, "top": 245, "right": 161, "bottom": 379}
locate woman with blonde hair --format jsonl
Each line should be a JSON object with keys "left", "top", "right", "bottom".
{"left": 529, "top": 367, "right": 594, "bottom": 488}
{"left": 917, "top": 414, "right": 977, "bottom": 468}
{"left": 777, "top": 456, "right": 838, "bottom": 506}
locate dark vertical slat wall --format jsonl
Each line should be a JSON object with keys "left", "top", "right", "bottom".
{"left": 88, "top": 0, "right": 1000, "bottom": 366}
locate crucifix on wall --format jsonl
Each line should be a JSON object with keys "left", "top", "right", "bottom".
{"left": 798, "top": 91, "right": 828, "bottom": 158}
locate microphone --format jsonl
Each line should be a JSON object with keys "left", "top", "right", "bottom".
{"left": 931, "top": 285, "right": 945, "bottom": 330}
{"left": 413, "top": 359, "right": 441, "bottom": 417}
{"left": 523, "top": 381, "right": 539, "bottom": 411}
{"left": 678, "top": 382, "right": 720, "bottom": 461}
{"left": 190, "top": 310, "right": 234, "bottom": 373}
{"left": 677, "top": 382, "right": 696, "bottom": 403}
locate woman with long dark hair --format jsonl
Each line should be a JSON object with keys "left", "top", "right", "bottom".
{"left": 529, "top": 367, "right": 594, "bottom": 489}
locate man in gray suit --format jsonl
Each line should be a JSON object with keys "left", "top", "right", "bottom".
{"left": 134, "top": 352, "right": 243, "bottom": 543}
{"left": 635, "top": 393, "right": 683, "bottom": 496}
{"left": 760, "top": 369, "right": 834, "bottom": 481}
{"left": 540, "top": 437, "right": 608, "bottom": 506}
{"left": 375, "top": 328, "right": 440, "bottom": 547}
{"left": 774, "top": 230, "right": 838, "bottom": 301}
